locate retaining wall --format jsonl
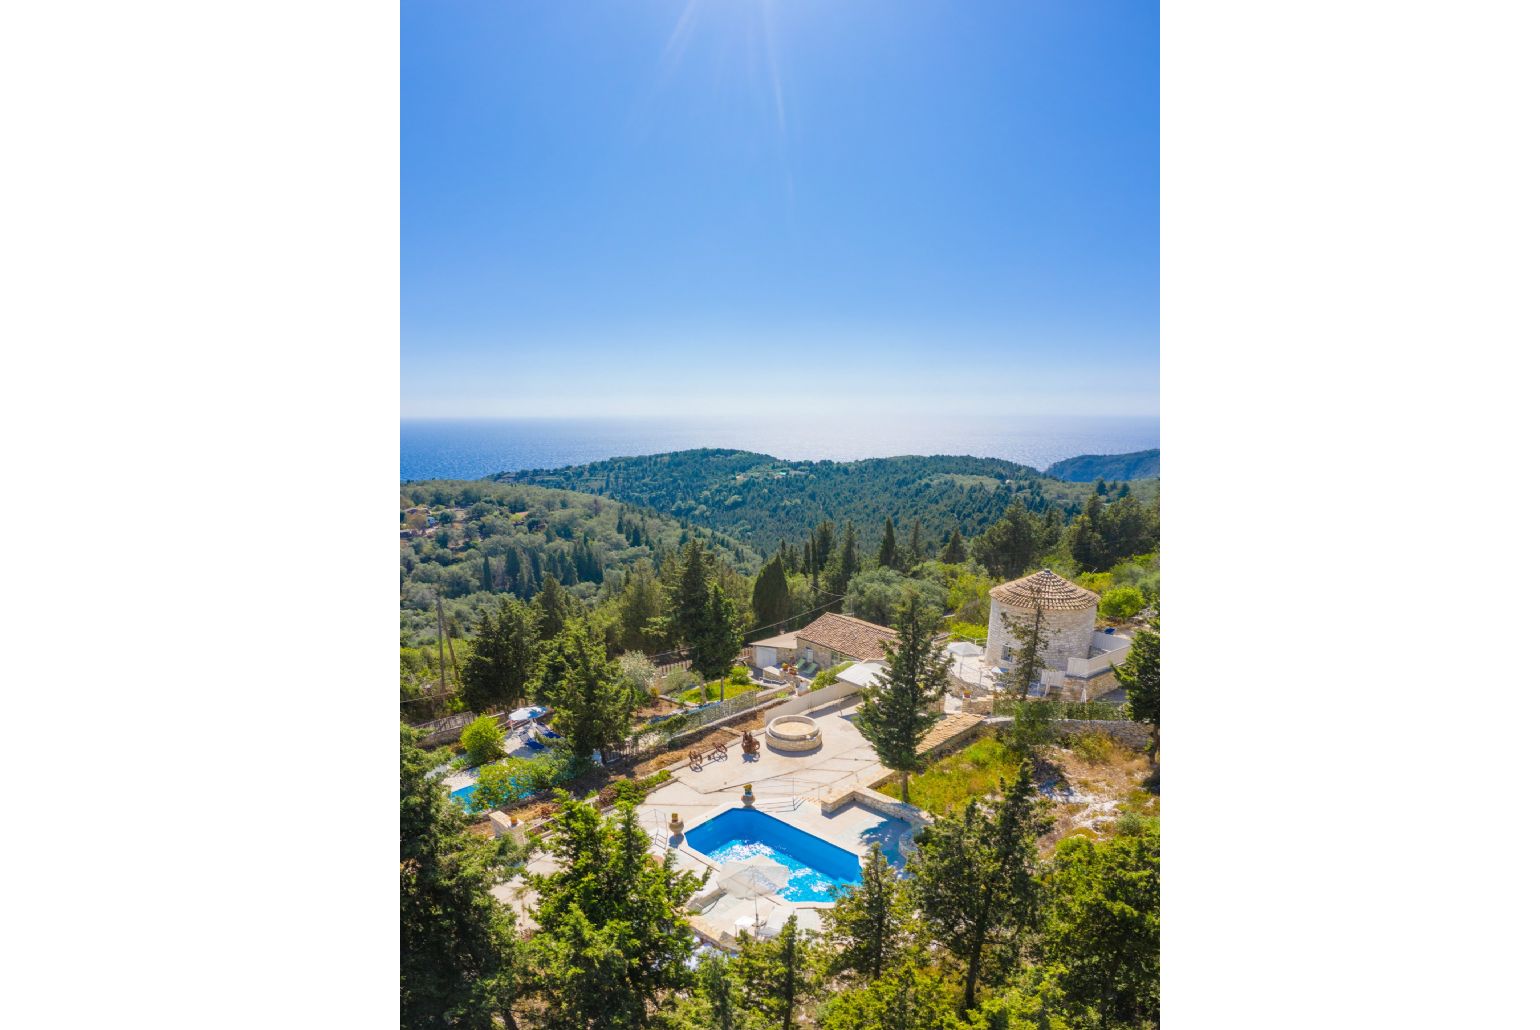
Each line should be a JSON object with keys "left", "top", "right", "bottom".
{"left": 763, "top": 679, "right": 863, "bottom": 722}
{"left": 1050, "top": 719, "right": 1152, "bottom": 749}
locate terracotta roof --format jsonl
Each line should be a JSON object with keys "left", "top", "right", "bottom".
{"left": 989, "top": 569, "right": 1099, "bottom": 611}
{"left": 795, "top": 612, "right": 898, "bottom": 661}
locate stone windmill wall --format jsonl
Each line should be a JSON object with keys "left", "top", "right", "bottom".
{"left": 982, "top": 569, "right": 1099, "bottom": 673}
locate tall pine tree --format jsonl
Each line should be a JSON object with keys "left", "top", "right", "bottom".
{"left": 824, "top": 844, "right": 917, "bottom": 981}
{"left": 911, "top": 763, "right": 1055, "bottom": 1012}
{"left": 853, "top": 596, "right": 948, "bottom": 802}
{"left": 538, "top": 618, "right": 633, "bottom": 757}
{"left": 691, "top": 583, "right": 742, "bottom": 702}
{"left": 750, "top": 554, "right": 793, "bottom": 630}
{"left": 526, "top": 797, "right": 702, "bottom": 1027}
{"left": 1115, "top": 615, "right": 1160, "bottom": 757}
{"left": 942, "top": 527, "right": 967, "bottom": 564}
{"left": 878, "top": 516, "right": 899, "bottom": 569}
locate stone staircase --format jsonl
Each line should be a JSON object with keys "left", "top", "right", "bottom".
{"left": 917, "top": 712, "right": 984, "bottom": 756}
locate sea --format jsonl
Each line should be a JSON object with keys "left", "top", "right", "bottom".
{"left": 401, "top": 415, "right": 1158, "bottom": 482}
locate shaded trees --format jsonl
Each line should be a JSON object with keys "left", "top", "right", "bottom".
{"left": 462, "top": 599, "right": 542, "bottom": 711}
{"left": 911, "top": 765, "right": 1055, "bottom": 1012}
{"left": 823, "top": 845, "right": 917, "bottom": 980}
{"left": 1038, "top": 827, "right": 1160, "bottom": 1025}
{"left": 972, "top": 499, "right": 1060, "bottom": 579}
{"left": 400, "top": 727, "right": 527, "bottom": 1029}
{"left": 526, "top": 797, "right": 703, "bottom": 1028}
{"left": 538, "top": 619, "right": 633, "bottom": 757}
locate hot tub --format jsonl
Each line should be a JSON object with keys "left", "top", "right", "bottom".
{"left": 766, "top": 714, "right": 822, "bottom": 752}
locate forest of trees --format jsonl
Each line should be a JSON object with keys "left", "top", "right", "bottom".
{"left": 402, "top": 473, "right": 1159, "bottom": 709}
{"left": 400, "top": 460, "right": 1162, "bottom": 1027}
{"left": 1044, "top": 450, "right": 1160, "bottom": 483}
{"left": 398, "top": 480, "right": 758, "bottom": 645}
{"left": 402, "top": 723, "right": 1160, "bottom": 1029}
{"left": 493, "top": 450, "right": 1158, "bottom": 558}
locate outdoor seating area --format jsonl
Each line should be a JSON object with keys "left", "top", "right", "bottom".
{"left": 687, "top": 742, "right": 729, "bottom": 769}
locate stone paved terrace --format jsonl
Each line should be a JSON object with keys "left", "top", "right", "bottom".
{"left": 491, "top": 694, "right": 987, "bottom": 947}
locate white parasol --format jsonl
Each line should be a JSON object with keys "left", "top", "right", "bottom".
{"left": 717, "top": 860, "right": 790, "bottom": 927}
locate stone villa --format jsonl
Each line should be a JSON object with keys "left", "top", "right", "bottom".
{"left": 749, "top": 611, "right": 898, "bottom": 678}
{"left": 748, "top": 571, "right": 1130, "bottom": 703}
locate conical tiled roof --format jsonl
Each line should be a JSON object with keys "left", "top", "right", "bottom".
{"left": 989, "top": 569, "right": 1098, "bottom": 611}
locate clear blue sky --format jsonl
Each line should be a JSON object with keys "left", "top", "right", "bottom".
{"left": 403, "top": 1, "right": 1158, "bottom": 418}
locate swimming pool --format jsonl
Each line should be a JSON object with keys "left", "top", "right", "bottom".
{"left": 685, "top": 807, "right": 905, "bottom": 903}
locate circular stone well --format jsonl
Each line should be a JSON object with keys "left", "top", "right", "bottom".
{"left": 766, "top": 714, "right": 822, "bottom": 753}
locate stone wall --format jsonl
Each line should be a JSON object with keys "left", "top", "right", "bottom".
{"left": 983, "top": 598, "right": 1097, "bottom": 672}
{"left": 1050, "top": 719, "right": 1152, "bottom": 750}
{"left": 820, "top": 785, "right": 933, "bottom": 828}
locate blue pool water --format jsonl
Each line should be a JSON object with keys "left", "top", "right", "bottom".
{"left": 685, "top": 807, "right": 906, "bottom": 903}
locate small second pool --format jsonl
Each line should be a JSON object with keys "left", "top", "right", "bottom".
{"left": 686, "top": 807, "right": 898, "bottom": 903}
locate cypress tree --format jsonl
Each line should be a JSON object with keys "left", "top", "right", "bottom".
{"left": 853, "top": 596, "right": 948, "bottom": 803}
{"left": 751, "top": 554, "right": 793, "bottom": 630}
{"left": 828, "top": 520, "right": 859, "bottom": 597}
{"left": 538, "top": 617, "right": 633, "bottom": 756}
{"left": 692, "top": 583, "right": 742, "bottom": 701}
{"left": 503, "top": 549, "right": 521, "bottom": 595}
{"left": 400, "top": 727, "right": 528, "bottom": 1028}
{"left": 999, "top": 606, "right": 1053, "bottom": 702}
{"left": 462, "top": 599, "right": 541, "bottom": 711}
{"left": 670, "top": 539, "right": 712, "bottom": 650}
{"left": 824, "top": 844, "right": 916, "bottom": 980}
{"left": 733, "top": 914, "right": 811, "bottom": 1030}
{"left": 878, "top": 516, "right": 899, "bottom": 569}
{"left": 526, "top": 797, "right": 702, "bottom": 1025}
{"left": 907, "top": 518, "right": 923, "bottom": 567}
{"left": 480, "top": 554, "right": 493, "bottom": 593}
{"left": 942, "top": 528, "right": 967, "bottom": 564}
{"left": 535, "top": 575, "right": 570, "bottom": 640}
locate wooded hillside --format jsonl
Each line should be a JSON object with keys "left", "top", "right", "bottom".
{"left": 495, "top": 449, "right": 1157, "bottom": 556}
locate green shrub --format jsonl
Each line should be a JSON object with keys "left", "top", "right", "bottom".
{"left": 1078, "top": 571, "right": 1114, "bottom": 594}
{"left": 947, "top": 621, "right": 988, "bottom": 643}
{"left": 1098, "top": 586, "right": 1145, "bottom": 620}
{"left": 1068, "top": 732, "right": 1116, "bottom": 765}
{"left": 728, "top": 665, "right": 752, "bottom": 685}
{"left": 659, "top": 668, "right": 702, "bottom": 696}
{"left": 611, "top": 772, "right": 669, "bottom": 807}
{"left": 460, "top": 715, "right": 505, "bottom": 766}
{"left": 470, "top": 750, "right": 576, "bottom": 811}
{"left": 811, "top": 661, "right": 854, "bottom": 691}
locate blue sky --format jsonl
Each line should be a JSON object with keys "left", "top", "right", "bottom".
{"left": 403, "top": 1, "right": 1158, "bottom": 418}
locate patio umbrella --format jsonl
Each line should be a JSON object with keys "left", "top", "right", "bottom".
{"left": 717, "top": 860, "right": 790, "bottom": 927}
